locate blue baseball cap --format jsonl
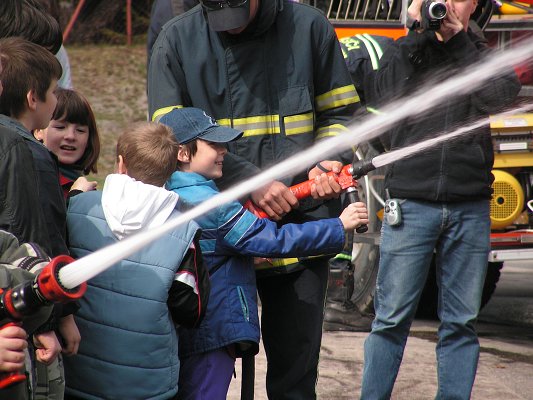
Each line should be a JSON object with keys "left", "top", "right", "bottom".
{"left": 159, "top": 108, "right": 243, "bottom": 145}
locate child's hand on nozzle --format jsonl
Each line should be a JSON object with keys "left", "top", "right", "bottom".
{"left": 0, "top": 324, "right": 28, "bottom": 373}
{"left": 71, "top": 176, "right": 97, "bottom": 192}
{"left": 339, "top": 202, "right": 369, "bottom": 232}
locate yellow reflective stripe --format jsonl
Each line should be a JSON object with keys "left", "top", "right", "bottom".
{"left": 254, "top": 254, "right": 328, "bottom": 271}
{"left": 284, "top": 112, "right": 314, "bottom": 135}
{"left": 218, "top": 114, "right": 314, "bottom": 137}
{"left": 315, "top": 85, "right": 360, "bottom": 112}
{"left": 152, "top": 105, "right": 183, "bottom": 122}
{"left": 356, "top": 34, "right": 379, "bottom": 70}
{"left": 270, "top": 258, "right": 300, "bottom": 267}
{"left": 316, "top": 124, "right": 348, "bottom": 140}
{"left": 366, "top": 107, "right": 383, "bottom": 115}
{"left": 218, "top": 119, "right": 232, "bottom": 127}
{"left": 231, "top": 115, "right": 280, "bottom": 137}
{"left": 363, "top": 33, "right": 385, "bottom": 59}
{"left": 254, "top": 258, "right": 300, "bottom": 271}
{"left": 334, "top": 252, "right": 352, "bottom": 261}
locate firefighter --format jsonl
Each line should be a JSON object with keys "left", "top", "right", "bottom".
{"left": 147, "top": 0, "right": 361, "bottom": 398}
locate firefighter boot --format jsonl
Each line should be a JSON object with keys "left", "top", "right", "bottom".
{"left": 323, "top": 256, "right": 373, "bottom": 332}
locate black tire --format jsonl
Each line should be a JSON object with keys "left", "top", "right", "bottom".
{"left": 416, "top": 260, "right": 504, "bottom": 319}
{"left": 352, "top": 240, "right": 380, "bottom": 314}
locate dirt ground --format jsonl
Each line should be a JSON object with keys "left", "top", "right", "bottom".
{"left": 68, "top": 44, "right": 149, "bottom": 184}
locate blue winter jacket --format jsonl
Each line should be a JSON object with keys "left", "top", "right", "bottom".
{"left": 167, "top": 171, "right": 345, "bottom": 357}
{"left": 64, "top": 189, "right": 199, "bottom": 400}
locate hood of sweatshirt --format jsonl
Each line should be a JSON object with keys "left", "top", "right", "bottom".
{"left": 102, "top": 174, "right": 179, "bottom": 240}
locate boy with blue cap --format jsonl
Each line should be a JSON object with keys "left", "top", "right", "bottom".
{"left": 162, "top": 107, "right": 369, "bottom": 399}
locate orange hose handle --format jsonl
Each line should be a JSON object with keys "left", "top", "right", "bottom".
{"left": 244, "top": 164, "right": 358, "bottom": 218}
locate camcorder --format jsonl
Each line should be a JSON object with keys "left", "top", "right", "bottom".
{"left": 421, "top": 0, "right": 447, "bottom": 30}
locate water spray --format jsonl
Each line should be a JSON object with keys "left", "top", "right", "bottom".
{"left": 55, "top": 40, "right": 533, "bottom": 290}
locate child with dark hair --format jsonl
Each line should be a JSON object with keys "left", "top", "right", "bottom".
{"left": 0, "top": 36, "right": 78, "bottom": 400}
{"left": 0, "top": 36, "right": 65, "bottom": 260}
{"left": 0, "top": 0, "right": 62, "bottom": 54}
{"left": 35, "top": 88, "right": 101, "bottom": 198}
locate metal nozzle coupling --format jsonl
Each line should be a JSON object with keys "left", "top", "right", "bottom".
{"left": 350, "top": 159, "right": 376, "bottom": 179}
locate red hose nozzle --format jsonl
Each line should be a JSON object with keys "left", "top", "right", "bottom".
{"left": 37, "top": 255, "right": 86, "bottom": 303}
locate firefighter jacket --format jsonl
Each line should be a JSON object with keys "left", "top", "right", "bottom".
{"left": 339, "top": 33, "right": 394, "bottom": 108}
{"left": 148, "top": 0, "right": 360, "bottom": 273}
{"left": 167, "top": 171, "right": 345, "bottom": 357}
{"left": 369, "top": 29, "right": 521, "bottom": 202}
{"left": 64, "top": 177, "right": 199, "bottom": 400}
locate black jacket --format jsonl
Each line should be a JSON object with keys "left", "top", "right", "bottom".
{"left": 0, "top": 122, "right": 51, "bottom": 250}
{"left": 0, "top": 116, "right": 68, "bottom": 256}
{"left": 370, "top": 29, "right": 521, "bottom": 202}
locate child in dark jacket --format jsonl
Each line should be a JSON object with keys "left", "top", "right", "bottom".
{"left": 162, "top": 107, "right": 369, "bottom": 400}
{"left": 0, "top": 36, "right": 78, "bottom": 400}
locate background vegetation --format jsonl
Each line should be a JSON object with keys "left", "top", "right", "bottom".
{"left": 68, "top": 44, "right": 148, "bottom": 185}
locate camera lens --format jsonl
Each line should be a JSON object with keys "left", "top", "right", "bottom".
{"left": 428, "top": 2, "right": 447, "bottom": 19}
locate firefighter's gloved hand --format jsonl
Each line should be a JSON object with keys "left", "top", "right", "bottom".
{"left": 308, "top": 160, "right": 343, "bottom": 200}
{"left": 250, "top": 181, "right": 299, "bottom": 221}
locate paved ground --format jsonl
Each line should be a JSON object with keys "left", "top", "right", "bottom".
{"left": 227, "top": 319, "right": 533, "bottom": 399}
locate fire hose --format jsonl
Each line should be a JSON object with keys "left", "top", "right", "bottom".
{"left": 0, "top": 255, "right": 86, "bottom": 389}
{"left": 244, "top": 159, "right": 376, "bottom": 233}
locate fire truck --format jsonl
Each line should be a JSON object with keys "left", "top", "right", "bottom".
{"left": 314, "top": 0, "right": 533, "bottom": 316}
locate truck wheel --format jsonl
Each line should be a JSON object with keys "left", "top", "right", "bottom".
{"left": 352, "top": 241, "right": 380, "bottom": 314}
{"left": 350, "top": 144, "right": 384, "bottom": 315}
{"left": 416, "top": 260, "right": 503, "bottom": 319}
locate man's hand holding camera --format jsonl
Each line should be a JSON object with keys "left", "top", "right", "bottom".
{"left": 407, "top": 0, "right": 473, "bottom": 41}
{"left": 438, "top": 2, "right": 466, "bottom": 41}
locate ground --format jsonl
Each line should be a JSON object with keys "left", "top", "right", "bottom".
{"left": 68, "top": 44, "right": 148, "bottom": 185}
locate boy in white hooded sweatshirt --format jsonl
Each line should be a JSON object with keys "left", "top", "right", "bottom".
{"left": 62, "top": 122, "right": 206, "bottom": 400}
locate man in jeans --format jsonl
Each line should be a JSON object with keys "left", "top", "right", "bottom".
{"left": 359, "top": 0, "right": 520, "bottom": 398}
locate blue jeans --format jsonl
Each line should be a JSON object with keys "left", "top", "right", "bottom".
{"left": 360, "top": 199, "right": 490, "bottom": 400}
